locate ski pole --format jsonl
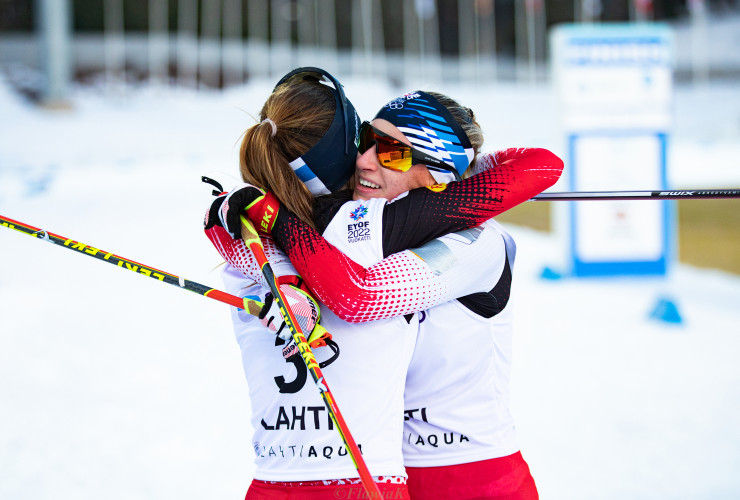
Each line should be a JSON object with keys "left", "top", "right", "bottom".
{"left": 0, "top": 213, "right": 264, "bottom": 314}
{"left": 530, "top": 188, "right": 740, "bottom": 201}
{"left": 240, "top": 215, "right": 384, "bottom": 500}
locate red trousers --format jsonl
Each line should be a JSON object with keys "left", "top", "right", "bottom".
{"left": 405, "top": 452, "right": 538, "bottom": 500}
{"left": 245, "top": 480, "right": 410, "bottom": 499}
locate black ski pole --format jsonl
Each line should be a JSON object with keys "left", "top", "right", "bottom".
{"left": 530, "top": 189, "right": 740, "bottom": 201}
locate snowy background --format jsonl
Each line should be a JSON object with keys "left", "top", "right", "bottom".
{"left": 1, "top": 60, "right": 740, "bottom": 499}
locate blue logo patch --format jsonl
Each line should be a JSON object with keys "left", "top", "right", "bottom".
{"left": 349, "top": 205, "right": 368, "bottom": 221}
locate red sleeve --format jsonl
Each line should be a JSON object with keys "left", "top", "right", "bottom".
{"left": 205, "top": 223, "right": 294, "bottom": 289}
{"left": 379, "top": 148, "right": 563, "bottom": 255}
{"left": 262, "top": 148, "right": 563, "bottom": 321}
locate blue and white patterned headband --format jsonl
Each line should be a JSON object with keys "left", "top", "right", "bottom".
{"left": 374, "top": 90, "right": 475, "bottom": 177}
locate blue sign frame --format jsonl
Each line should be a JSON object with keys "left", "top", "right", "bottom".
{"left": 568, "top": 131, "right": 675, "bottom": 277}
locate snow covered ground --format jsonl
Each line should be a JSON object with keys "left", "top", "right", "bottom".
{"left": 1, "top": 72, "right": 739, "bottom": 499}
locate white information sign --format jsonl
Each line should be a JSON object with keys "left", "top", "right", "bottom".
{"left": 551, "top": 24, "right": 674, "bottom": 277}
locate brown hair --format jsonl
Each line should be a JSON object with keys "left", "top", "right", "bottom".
{"left": 425, "top": 91, "right": 484, "bottom": 176}
{"left": 239, "top": 82, "right": 336, "bottom": 228}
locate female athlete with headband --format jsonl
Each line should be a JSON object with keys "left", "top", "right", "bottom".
{"left": 205, "top": 68, "right": 419, "bottom": 500}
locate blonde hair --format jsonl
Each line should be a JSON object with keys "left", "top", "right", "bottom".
{"left": 239, "top": 82, "right": 336, "bottom": 228}
{"left": 425, "top": 91, "right": 484, "bottom": 176}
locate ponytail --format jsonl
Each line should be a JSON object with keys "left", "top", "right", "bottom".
{"left": 238, "top": 83, "right": 336, "bottom": 228}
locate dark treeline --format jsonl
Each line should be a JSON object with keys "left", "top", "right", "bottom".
{"left": 1, "top": 0, "right": 734, "bottom": 56}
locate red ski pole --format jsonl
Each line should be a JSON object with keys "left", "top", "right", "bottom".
{"left": 0, "top": 213, "right": 261, "bottom": 313}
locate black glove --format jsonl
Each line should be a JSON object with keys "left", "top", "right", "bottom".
{"left": 203, "top": 183, "right": 268, "bottom": 238}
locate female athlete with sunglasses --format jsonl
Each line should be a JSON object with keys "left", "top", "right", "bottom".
{"left": 208, "top": 75, "right": 562, "bottom": 499}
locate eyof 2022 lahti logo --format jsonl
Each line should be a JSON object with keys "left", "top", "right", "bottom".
{"left": 348, "top": 204, "right": 371, "bottom": 243}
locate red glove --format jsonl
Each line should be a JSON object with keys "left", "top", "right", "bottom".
{"left": 204, "top": 183, "right": 281, "bottom": 238}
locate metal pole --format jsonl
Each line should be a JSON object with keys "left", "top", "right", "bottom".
{"left": 37, "top": 0, "right": 72, "bottom": 107}
{"left": 526, "top": 0, "right": 536, "bottom": 85}
{"left": 531, "top": 189, "right": 740, "bottom": 201}
{"left": 270, "top": 0, "right": 293, "bottom": 77}
{"left": 222, "top": 0, "right": 244, "bottom": 86}
{"left": 177, "top": 0, "right": 198, "bottom": 87}
{"left": 104, "top": 0, "right": 125, "bottom": 94}
{"left": 148, "top": 0, "right": 169, "bottom": 86}
{"left": 199, "top": 0, "right": 222, "bottom": 88}
{"left": 247, "top": 0, "right": 270, "bottom": 77}
{"left": 458, "top": 0, "right": 475, "bottom": 83}
{"left": 688, "top": 0, "right": 710, "bottom": 85}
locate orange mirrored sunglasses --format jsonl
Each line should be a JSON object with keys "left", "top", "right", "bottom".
{"left": 357, "top": 121, "right": 461, "bottom": 180}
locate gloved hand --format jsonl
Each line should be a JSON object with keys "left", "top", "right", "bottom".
{"left": 258, "top": 282, "right": 321, "bottom": 341}
{"left": 243, "top": 279, "right": 337, "bottom": 368}
{"left": 204, "top": 183, "right": 281, "bottom": 238}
